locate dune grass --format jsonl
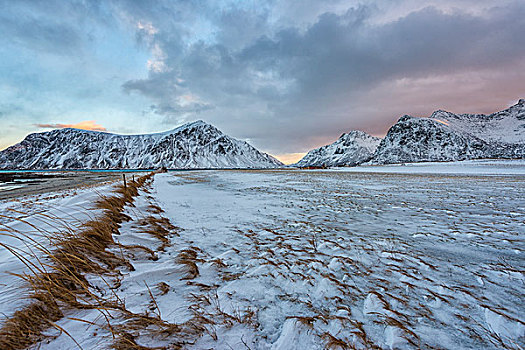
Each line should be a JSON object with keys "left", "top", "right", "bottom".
{"left": 0, "top": 173, "right": 155, "bottom": 349}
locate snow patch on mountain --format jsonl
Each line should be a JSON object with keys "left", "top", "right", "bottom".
{"left": 372, "top": 100, "right": 525, "bottom": 164}
{"left": 295, "top": 130, "right": 381, "bottom": 167}
{"left": 0, "top": 120, "right": 283, "bottom": 169}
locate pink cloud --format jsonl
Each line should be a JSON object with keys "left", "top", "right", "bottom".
{"left": 36, "top": 120, "right": 107, "bottom": 132}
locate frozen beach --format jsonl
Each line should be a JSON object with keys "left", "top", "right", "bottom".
{"left": 0, "top": 162, "right": 523, "bottom": 349}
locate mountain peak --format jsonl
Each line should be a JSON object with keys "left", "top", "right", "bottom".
{"left": 430, "top": 109, "right": 451, "bottom": 118}
{"left": 183, "top": 119, "right": 208, "bottom": 127}
{"left": 0, "top": 120, "right": 282, "bottom": 169}
{"left": 398, "top": 115, "right": 414, "bottom": 123}
{"left": 166, "top": 120, "right": 212, "bottom": 132}
{"left": 373, "top": 101, "right": 525, "bottom": 164}
{"left": 295, "top": 130, "right": 382, "bottom": 167}
{"left": 338, "top": 130, "right": 374, "bottom": 140}
{"left": 348, "top": 130, "right": 369, "bottom": 137}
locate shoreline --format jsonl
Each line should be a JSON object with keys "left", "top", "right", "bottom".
{"left": 1, "top": 159, "right": 524, "bottom": 200}
{"left": 0, "top": 172, "right": 138, "bottom": 201}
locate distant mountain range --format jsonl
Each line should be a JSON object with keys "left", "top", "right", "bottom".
{"left": 1, "top": 101, "right": 524, "bottom": 170}
{"left": 295, "top": 99, "right": 525, "bottom": 167}
{"left": 0, "top": 121, "right": 282, "bottom": 169}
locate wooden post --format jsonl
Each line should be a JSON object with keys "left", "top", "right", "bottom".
{"left": 132, "top": 175, "right": 135, "bottom": 182}
{"left": 123, "top": 174, "right": 127, "bottom": 190}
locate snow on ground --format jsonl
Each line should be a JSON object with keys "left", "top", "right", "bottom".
{"left": 0, "top": 184, "right": 114, "bottom": 324}
{"left": 344, "top": 159, "right": 525, "bottom": 175}
{"left": 3, "top": 164, "right": 524, "bottom": 349}
{"left": 148, "top": 168, "right": 524, "bottom": 349}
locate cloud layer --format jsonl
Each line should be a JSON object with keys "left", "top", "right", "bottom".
{"left": 36, "top": 121, "right": 107, "bottom": 132}
{"left": 1, "top": 0, "right": 524, "bottom": 154}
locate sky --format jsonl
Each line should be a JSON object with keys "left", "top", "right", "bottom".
{"left": 1, "top": 0, "right": 524, "bottom": 163}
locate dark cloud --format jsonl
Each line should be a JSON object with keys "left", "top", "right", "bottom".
{"left": 0, "top": 0, "right": 115, "bottom": 55}
{"left": 2, "top": 0, "right": 524, "bottom": 154}
{"left": 0, "top": 16, "right": 81, "bottom": 55}
{"left": 118, "top": 1, "right": 525, "bottom": 153}
{"left": 240, "top": 4, "right": 525, "bottom": 104}
{"left": 122, "top": 76, "right": 179, "bottom": 101}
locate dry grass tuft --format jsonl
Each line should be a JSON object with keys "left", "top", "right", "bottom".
{"left": 0, "top": 293, "right": 63, "bottom": 349}
{"left": 321, "top": 332, "right": 353, "bottom": 350}
{"left": 138, "top": 216, "right": 179, "bottom": 251}
{"left": 287, "top": 316, "right": 316, "bottom": 329}
{"left": 157, "top": 282, "right": 170, "bottom": 295}
{"left": 0, "top": 172, "right": 155, "bottom": 350}
{"left": 148, "top": 204, "right": 164, "bottom": 214}
{"left": 176, "top": 248, "right": 200, "bottom": 280}
{"left": 112, "top": 331, "right": 166, "bottom": 350}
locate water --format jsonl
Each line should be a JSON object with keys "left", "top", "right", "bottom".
{"left": 0, "top": 173, "right": 56, "bottom": 193}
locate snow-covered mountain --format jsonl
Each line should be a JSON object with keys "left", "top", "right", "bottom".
{"left": 372, "top": 100, "right": 525, "bottom": 164}
{"left": 0, "top": 120, "right": 283, "bottom": 169}
{"left": 295, "top": 130, "right": 381, "bottom": 167}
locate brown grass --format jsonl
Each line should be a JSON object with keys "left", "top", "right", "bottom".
{"left": 138, "top": 216, "right": 179, "bottom": 252}
{"left": 176, "top": 248, "right": 200, "bottom": 280}
{"left": 321, "top": 332, "right": 353, "bottom": 350}
{"left": 112, "top": 331, "right": 166, "bottom": 350}
{"left": 0, "top": 172, "right": 155, "bottom": 350}
{"left": 0, "top": 293, "right": 63, "bottom": 349}
{"left": 157, "top": 282, "right": 170, "bottom": 295}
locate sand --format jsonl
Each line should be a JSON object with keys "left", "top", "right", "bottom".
{"left": 0, "top": 171, "right": 143, "bottom": 201}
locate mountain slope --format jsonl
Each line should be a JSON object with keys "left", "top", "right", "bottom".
{"left": 372, "top": 100, "right": 525, "bottom": 164}
{"left": 295, "top": 130, "right": 381, "bottom": 167}
{"left": 0, "top": 121, "right": 283, "bottom": 169}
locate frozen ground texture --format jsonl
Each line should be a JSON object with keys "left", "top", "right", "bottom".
{"left": 148, "top": 169, "right": 525, "bottom": 349}
{"left": 2, "top": 164, "right": 524, "bottom": 349}
{"left": 333, "top": 159, "right": 525, "bottom": 175}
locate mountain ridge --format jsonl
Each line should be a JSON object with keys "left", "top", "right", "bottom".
{"left": 294, "top": 130, "right": 381, "bottom": 167}
{"left": 372, "top": 100, "right": 525, "bottom": 164}
{"left": 2, "top": 101, "right": 524, "bottom": 170}
{"left": 0, "top": 121, "right": 283, "bottom": 170}
{"left": 296, "top": 100, "right": 524, "bottom": 167}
